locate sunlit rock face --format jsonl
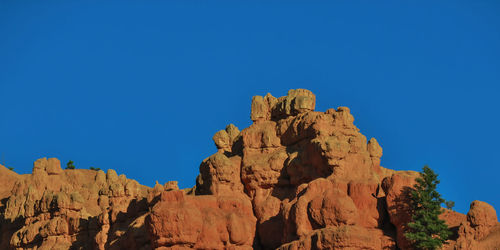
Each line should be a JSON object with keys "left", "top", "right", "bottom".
{"left": 0, "top": 89, "right": 498, "bottom": 250}
{"left": 0, "top": 159, "right": 152, "bottom": 250}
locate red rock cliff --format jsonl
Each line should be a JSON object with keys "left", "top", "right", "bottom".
{"left": 0, "top": 89, "right": 498, "bottom": 249}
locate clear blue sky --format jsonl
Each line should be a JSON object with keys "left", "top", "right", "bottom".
{"left": 1, "top": 1, "right": 499, "bottom": 214}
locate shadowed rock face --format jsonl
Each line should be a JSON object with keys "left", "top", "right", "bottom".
{"left": 1, "top": 89, "right": 498, "bottom": 250}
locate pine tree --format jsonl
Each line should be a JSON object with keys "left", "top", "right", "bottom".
{"left": 66, "top": 160, "right": 75, "bottom": 170}
{"left": 445, "top": 200, "right": 455, "bottom": 211}
{"left": 405, "top": 166, "right": 451, "bottom": 250}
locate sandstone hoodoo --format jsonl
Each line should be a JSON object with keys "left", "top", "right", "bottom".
{"left": 0, "top": 89, "right": 498, "bottom": 249}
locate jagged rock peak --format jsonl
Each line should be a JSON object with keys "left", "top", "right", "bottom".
{"left": 33, "top": 157, "right": 63, "bottom": 175}
{"left": 251, "top": 88, "right": 316, "bottom": 122}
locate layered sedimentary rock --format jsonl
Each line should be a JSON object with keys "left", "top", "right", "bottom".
{"left": 0, "top": 89, "right": 498, "bottom": 249}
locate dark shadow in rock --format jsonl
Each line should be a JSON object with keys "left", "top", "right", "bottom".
{"left": 71, "top": 216, "right": 99, "bottom": 250}
{"left": 448, "top": 225, "right": 460, "bottom": 241}
{"left": 104, "top": 198, "right": 151, "bottom": 250}
{"left": 258, "top": 214, "right": 286, "bottom": 250}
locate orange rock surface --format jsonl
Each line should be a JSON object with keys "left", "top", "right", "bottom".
{"left": 0, "top": 89, "right": 498, "bottom": 249}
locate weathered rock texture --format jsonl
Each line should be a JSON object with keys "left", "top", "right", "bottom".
{"left": 0, "top": 159, "right": 152, "bottom": 250}
{"left": 0, "top": 89, "right": 498, "bottom": 250}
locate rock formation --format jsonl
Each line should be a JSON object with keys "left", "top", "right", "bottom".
{"left": 0, "top": 159, "right": 152, "bottom": 250}
{"left": 0, "top": 89, "right": 498, "bottom": 249}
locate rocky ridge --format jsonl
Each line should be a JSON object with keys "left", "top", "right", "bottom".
{"left": 0, "top": 89, "right": 498, "bottom": 249}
